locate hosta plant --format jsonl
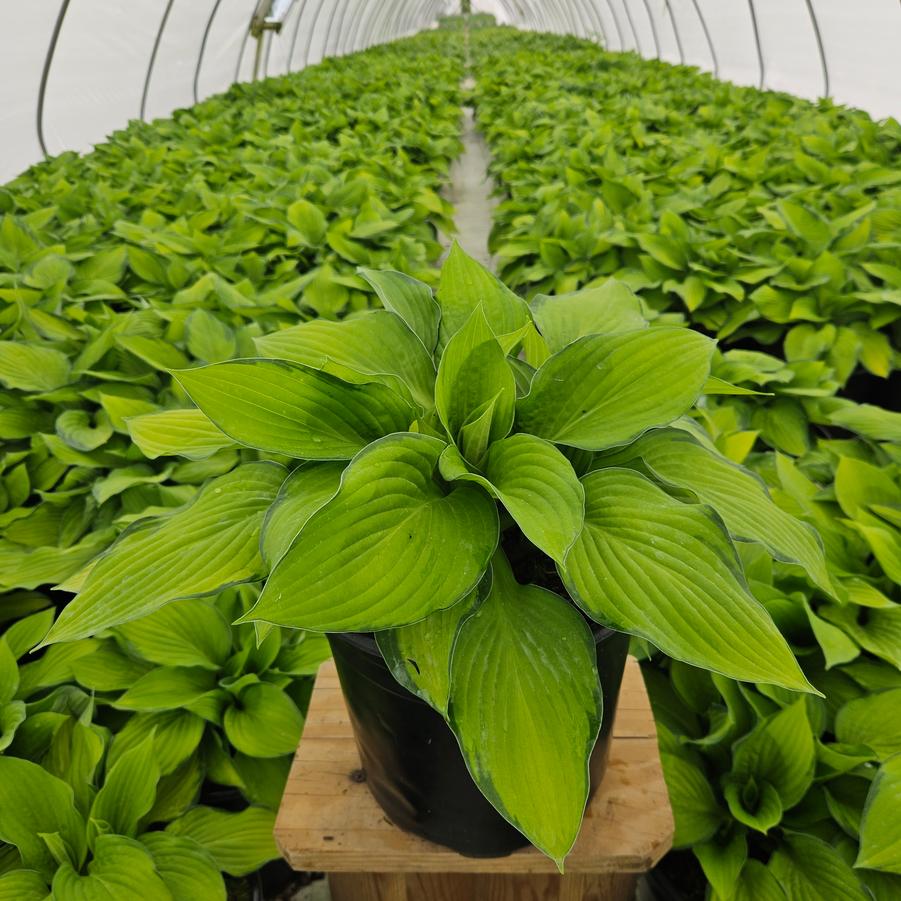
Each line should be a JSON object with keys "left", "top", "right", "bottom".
{"left": 41, "top": 245, "right": 826, "bottom": 868}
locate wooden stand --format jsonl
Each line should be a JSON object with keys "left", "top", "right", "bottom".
{"left": 276, "top": 659, "right": 673, "bottom": 901}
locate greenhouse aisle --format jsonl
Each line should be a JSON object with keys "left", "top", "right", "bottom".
{"left": 441, "top": 77, "right": 497, "bottom": 268}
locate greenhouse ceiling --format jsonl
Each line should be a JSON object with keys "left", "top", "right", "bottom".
{"left": 1, "top": 0, "right": 899, "bottom": 183}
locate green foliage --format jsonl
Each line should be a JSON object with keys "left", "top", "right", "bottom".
{"left": 45, "top": 244, "right": 817, "bottom": 868}
{"left": 470, "top": 29, "right": 901, "bottom": 392}
{"left": 466, "top": 26, "right": 901, "bottom": 897}
{"left": 0, "top": 29, "right": 460, "bottom": 895}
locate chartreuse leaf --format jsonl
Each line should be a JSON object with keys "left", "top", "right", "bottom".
{"left": 857, "top": 754, "right": 901, "bottom": 873}
{"left": 254, "top": 311, "right": 436, "bottom": 409}
{"left": 108, "top": 711, "right": 203, "bottom": 777}
{"left": 437, "top": 241, "right": 530, "bottom": 345}
{"left": 260, "top": 462, "right": 344, "bottom": 566}
{"left": 563, "top": 469, "right": 813, "bottom": 692}
{"left": 114, "top": 667, "right": 217, "bottom": 711}
{"left": 694, "top": 832, "right": 747, "bottom": 899}
{"left": 43, "top": 463, "right": 284, "bottom": 645}
{"left": 725, "top": 860, "right": 788, "bottom": 901}
{"left": 359, "top": 268, "right": 440, "bottom": 352}
{"left": 530, "top": 280, "right": 647, "bottom": 352}
{"left": 0, "top": 342, "right": 71, "bottom": 392}
{"left": 516, "top": 329, "right": 714, "bottom": 451}
{"left": 126, "top": 409, "right": 234, "bottom": 460}
{"left": 52, "top": 835, "right": 171, "bottom": 901}
{"left": 286, "top": 198, "right": 327, "bottom": 245}
{"left": 732, "top": 700, "right": 815, "bottom": 809}
{"left": 661, "top": 753, "right": 723, "bottom": 845}
{"left": 0, "top": 758, "right": 86, "bottom": 881}
{"left": 166, "top": 806, "right": 278, "bottom": 877}
{"left": 242, "top": 434, "right": 497, "bottom": 631}
{"left": 115, "top": 601, "right": 231, "bottom": 670}
{"left": 723, "top": 778, "right": 783, "bottom": 833}
{"left": 447, "top": 551, "right": 601, "bottom": 869}
{"left": 0, "top": 870, "right": 48, "bottom": 901}
{"left": 836, "top": 689, "right": 901, "bottom": 760}
{"left": 174, "top": 359, "right": 414, "bottom": 459}
{"left": 619, "top": 430, "right": 833, "bottom": 594}
{"left": 90, "top": 733, "right": 160, "bottom": 837}
{"left": 439, "top": 434, "right": 584, "bottom": 564}
{"left": 770, "top": 833, "right": 869, "bottom": 900}
{"left": 377, "top": 588, "right": 480, "bottom": 715}
{"left": 140, "top": 833, "right": 226, "bottom": 901}
{"left": 435, "top": 305, "right": 515, "bottom": 463}
{"left": 223, "top": 683, "right": 303, "bottom": 758}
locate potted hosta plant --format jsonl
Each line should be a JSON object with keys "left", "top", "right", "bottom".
{"left": 41, "top": 244, "right": 826, "bottom": 869}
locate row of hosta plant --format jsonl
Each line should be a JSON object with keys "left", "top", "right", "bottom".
{"left": 470, "top": 28, "right": 901, "bottom": 900}
{"left": 0, "top": 29, "right": 463, "bottom": 603}
{"left": 469, "top": 28, "right": 901, "bottom": 394}
{"left": 0, "top": 31, "right": 464, "bottom": 898}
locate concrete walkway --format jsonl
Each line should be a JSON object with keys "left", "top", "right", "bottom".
{"left": 440, "top": 77, "right": 498, "bottom": 270}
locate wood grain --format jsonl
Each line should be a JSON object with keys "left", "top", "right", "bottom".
{"left": 276, "top": 658, "right": 673, "bottom": 876}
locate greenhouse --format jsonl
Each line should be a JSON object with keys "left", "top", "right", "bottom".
{"left": 0, "top": 1, "right": 899, "bottom": 899}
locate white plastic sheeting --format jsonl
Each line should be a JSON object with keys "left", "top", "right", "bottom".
{"left": 1, "top": 0, "right": 899, "bottom": 185}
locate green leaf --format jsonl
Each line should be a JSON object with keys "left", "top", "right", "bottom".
{"left": 723, "top": 778, "right": 783, "bottom": 832}
{"left": 437, "top": 241, "right": 529, "bottom": 345}
{"left": 835, "top": 456, "right": 901, "bottom": 520}
{"left": 0, "top": 758, "right": 85, "bottom": 881}
{"left": 435, "top": 306, "right": 515, "bottom": 462}
{"left": 109, "top": 711, "right": 204, "bottom": 777}
{"left": 287, "top": 198, "right": 327, "bottom": 245}
{"left": 0, "top": 870, "right": 48, "bottom": 901}
{"left": 516, "top": 329, "right": 714, "bottom": 451}
{"left": 858, "top": 754, "right": 901, "bottom": 873}
{"left": 621, "top": 429, "right": 833, "bottom": 594}
{"left": 0, "top": 342, "right": 71, "bottom": 392}
{"left": 166, "top": 806, "right": 278, "bottom": 877}
{"left": 726, "top": 860, "right": 787, "bottom": 901}
{"left": 637, "top": 233, "right": 687, "bottom": 269}
{"left": 43, "top": 463, "right": 284, "bottom": 644}
{"left": 660, "top": 752, "right": 723, "bottom": 846}
{"left": 836, "top": 689, "right": 901, "bottom": 760}
{"left": 769, "top": 833, "right": 869, "bottom": 900}
{"left": 114, "top": 667, "right": 218, "bottom": 712}
{"left": 185, "top": 308, "right": 236, "bottom": 363}
{"left": 778, "top": 200, "right": 833, "bottom": 252}
{"left": 377, "top": 588, "right": 480, "bottom": 715}
{"left": 447, "top": 551, "right": 602, "bottom": 868}
{"left": 0, "top": 639, "right": 17, "bottom": 705}
{"left": 694, "top": 832, "right": 747, "bottom": 899}
{"left": 126, "top": 409, "right": 234, "bottom": 460}
{"left": 174, "top": 359, "right": 414, "bottom": 459}
{"left": 52, "top": 835, "right": 171, "bottom": 901}
{"left": 223, "top": 683, "right": 303, "bottom": 758}
{"left": 260, "top": 462, "right": 344, "bottom": 566}
{"left": 529, "top": 280, "right": 647, "bottom": 352}
{"left": 55, "top": 409, "right": 113, "bottom": 452}
{"left": 254, "top": 311, "right": 436, "bottom": 410}
{"left": 91, "top": 733, "right": 160, "bottom": 838}
{"left": 731, "top": 699, "right": 815, "bottom": 808}
{"left": 439, "top": 434, "right": 584, "bottom": 564}
{"left": 359, "top": 268, "right": 440, "bottom": 352}
{"left": 243, "top": 433, "right": 498, "bottom": 631}
{"left": 563, "top": 468, "right": 812, "bottom": 691}
{"left": 140, "top": 833, "right": 226, "bottom": 901}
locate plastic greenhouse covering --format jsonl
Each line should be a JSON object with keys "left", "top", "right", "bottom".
{"left": 2, "top": 0, "right": 899, "bottom": 184}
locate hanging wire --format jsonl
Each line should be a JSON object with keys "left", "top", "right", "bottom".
{"left": 690, "top": 0, "right": 718, "bottom": 76}
{"left": 37, "top": 0, "right": 72, "bottom": 157}
{"left": 194, "top": 0, "right": 223, "bottom": 103}
{"left": 234, "top": 22, "right": 251, "bottom": 81}
{"left": 747, "top": 0, "right": 765, "bottom": 88}
{"left": 287, "top": 0, "right": 310, "bottom": 70}
{"left": 663, "top": 0, "right": 685, "bottom": 64}
{"left": 141, "top": 0, "right": 176, "bottom": 121}
{"left": 639, "top": 0, "right": 661, "bottom": 56}
{"left": 619, "top": 0, "right": 642, "bottom": 50}
{"left": 803, "top": 0, "right": 830, "bottom": 97}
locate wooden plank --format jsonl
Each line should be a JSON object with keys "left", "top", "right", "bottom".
{"left": 276, "top": 657, "right": 673, "bottom": 875}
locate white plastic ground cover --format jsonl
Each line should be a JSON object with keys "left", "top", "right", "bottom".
{"left": 1, "top": 0, "right": 898, "bottom": 185}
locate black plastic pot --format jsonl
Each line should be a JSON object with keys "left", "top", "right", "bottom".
{"left": 328, "top": 624, "right": 630, "bottom": 858}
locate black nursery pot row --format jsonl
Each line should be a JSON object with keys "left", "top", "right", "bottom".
{"left": 328, "top": 626, "right": 630, "bottom": 857}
